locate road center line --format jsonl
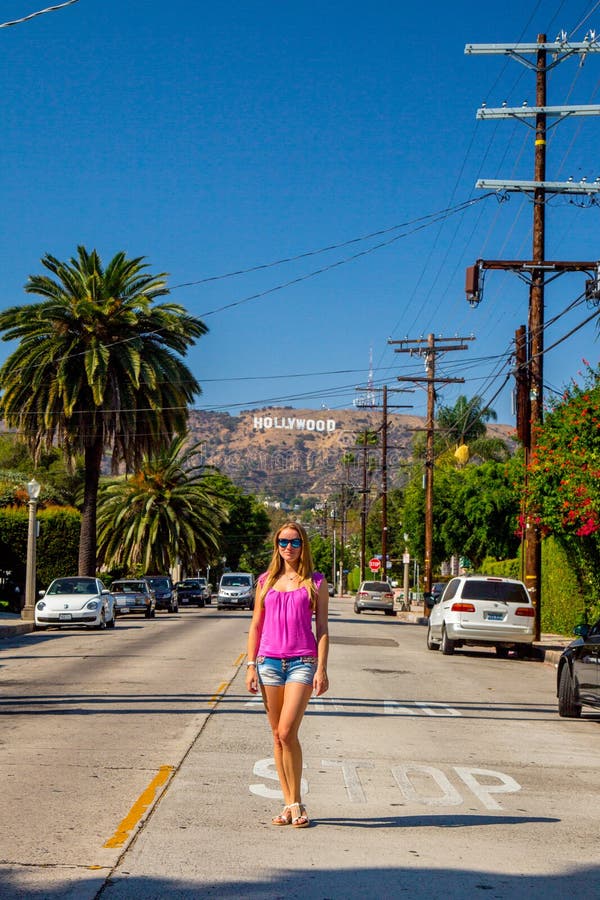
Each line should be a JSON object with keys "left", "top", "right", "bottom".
{"left": 103, "top": 765, "right": 173, "bottom": 849}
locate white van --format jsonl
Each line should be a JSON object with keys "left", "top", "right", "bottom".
{"left": 216, "top": 573, "right": 255, "bottom": 610}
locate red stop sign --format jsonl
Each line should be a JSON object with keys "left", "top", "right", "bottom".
{"left": 368, "top": 558, "right": 381, "bottom": 572}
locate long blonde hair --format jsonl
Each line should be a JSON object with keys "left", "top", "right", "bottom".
{"left": 257, "top": 521, "right": 318, "bottom": 611}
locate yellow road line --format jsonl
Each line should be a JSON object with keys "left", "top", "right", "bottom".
{"left": 234, "top": 652, "right": 245, "bottom": 666}
{"left": 209, "top": 680, "right": 229, "bottom": 704}
{"left": 103, "top": 765, "right": 173, "bottom": 849}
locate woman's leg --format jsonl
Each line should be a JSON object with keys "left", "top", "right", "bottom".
{"left": 277, "top": 681, "right": 313, "bottom": 804}
{"left": 261, "top": 681, "right": 312, "bottom": 805}
{"left": 261, "top": 684, "right": 291, "bottom": 803}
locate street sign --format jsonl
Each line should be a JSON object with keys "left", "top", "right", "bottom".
{"left": 369, "top": 558, "right": 381, "bottom": 572}
{"left": 403, "top": 552, "right": 410, "bottom": 565}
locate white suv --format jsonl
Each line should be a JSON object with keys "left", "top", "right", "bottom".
{"left": 426, "top": 575, "right": 535, "bottom": 658}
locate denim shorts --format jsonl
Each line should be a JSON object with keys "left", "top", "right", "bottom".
{"left": 257, "top": 655, "right": 318, "bottom": 686}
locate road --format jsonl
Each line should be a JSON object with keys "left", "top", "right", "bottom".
{"left": 0, "top": 598, "right": 598, "bottom": 898}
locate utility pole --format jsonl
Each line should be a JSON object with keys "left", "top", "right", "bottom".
{"left": 390, "top": 334, "right": 475, "bottom": 607}
{"left": 465, "top": 32, "right": 600, "bottom": 638}
{"left": 355, "top": 384, "right": 412, "bottom": 580}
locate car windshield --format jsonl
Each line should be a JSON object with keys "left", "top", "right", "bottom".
{"left": 179, "top": 580, "right": 200, "bottom": 588}
{"left": 362, "top": 582, "right": 391, "bottom": 592}
{"left": 221, "top": 576, "right": 251, "bottom": 587}
{"left": 461, "top": 580, "right": 529, "bottom": 603}
{"left": 113, "top": 582, "right": 146, "bottom": 593}
{"left": 146, "top": 577, "right": 170, "bottom": 590}
{"left": 47, "top": 578, "right": 97, "bottom": 595}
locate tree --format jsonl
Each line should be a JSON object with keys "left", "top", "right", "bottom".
{"left": 0, "top": 247, "right": 206, "bottom": 575}
{"left": 437, "top": 394, "right": 497, "bottom": 443}
{"left": 203, "top": 472, "right": 271, "bottom": 573}
{"left": 526, "top": 363, "right": 600, "bottom": 615}
{"left": 97, "top": 436, "right": 228, "bottom": 574}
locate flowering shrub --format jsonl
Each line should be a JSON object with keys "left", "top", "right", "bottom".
{"left": 526, "top": 362, "right": 600, "bottom": 616}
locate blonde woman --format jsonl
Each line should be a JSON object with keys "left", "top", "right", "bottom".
{"left": 246, "top": 521, "right": 329, "bottom": 828}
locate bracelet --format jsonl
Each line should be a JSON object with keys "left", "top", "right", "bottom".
{"left": 246, "top": 660, "right": 256, "bottom": 667}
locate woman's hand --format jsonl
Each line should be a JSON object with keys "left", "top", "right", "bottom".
{"left": 246, "top": 665, "right": 259, "bottom": 694}
{"left": 313, "top": 667, "right": 329, "bottom": 696}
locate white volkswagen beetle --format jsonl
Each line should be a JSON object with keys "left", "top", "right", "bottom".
{"left": 35, "top": 576, "right": 116, "bottom": 630}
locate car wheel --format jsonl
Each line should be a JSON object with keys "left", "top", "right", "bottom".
{"left": 441, "top": 626, "right": 455, "bottom": 655}
{"left": 384, "top": 609, "right": 396, "bottom": 616}
{"left": 495, "top": 645, "right": 510, "bottom": 658}
{"left": 427, "top": 623, "right": 440, "bottom": 651}
{"left": 197, "top": 601, "right": 205, "bottom": 608}
{"left": 354, "top": 605, "right": 360, "bottom": 614}
{"left": 107, "top": 610, "right": 116, "bottom": 629}
{"left": 515, "top": 643, "right": 531, "bottom": 659}
{"left": 150, "top": 608, "right": 156, "bottom": 618}
{"left": 96, "top": 610, "right": 107, "bottom": 630}
{"left": 558, "top": 665, "right": 581, "bottom": 718}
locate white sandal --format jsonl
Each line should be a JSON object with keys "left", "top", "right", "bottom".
{"left": 271, "top": 804, "right": 292, "bottom": 826}
{"left": 289, "top": 802, "right": 309, "bottom": 828}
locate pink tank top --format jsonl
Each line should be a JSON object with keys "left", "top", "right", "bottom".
{"left": 257, "top": 572, "right": 324, "bottom": 658}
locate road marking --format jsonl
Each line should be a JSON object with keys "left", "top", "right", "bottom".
{"left": 209, "top": 681, "right": 229, "bottom": 705}
{"left": 234, "top": 653, "right": 245, "bottom": 666}
{"left": 103, "top": 765, "right": 173, "bottom": 849}
{"left": 321, "top": 758, "right": 374, "bottom": 803}
{"left": 392, "top": 765, "right": 463, "bottom": 806}
{"left": 384, "top": 700, "right": 461, "bottom": 716}
{"left": 249, "top": 757, "right": 308, "bottom": 799}
{"left": 249, "top": 758, "right": 523, "bottom": 810}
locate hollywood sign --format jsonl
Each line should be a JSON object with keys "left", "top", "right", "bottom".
{"left": 253, "top": 415, "right": 336, "bottom": 433}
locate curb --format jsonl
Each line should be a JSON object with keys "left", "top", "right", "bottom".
{"left": 0, "top": 621, "right": 35, "bottom": 639}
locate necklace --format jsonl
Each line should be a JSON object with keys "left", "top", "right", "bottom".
{"left": 285, "top": 571, "right": 300, "bottom": 581}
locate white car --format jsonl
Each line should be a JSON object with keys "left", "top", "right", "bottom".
{"left": 426, "top": 574, "right": 535, "bottom": 658}
{"left": 35, "top": 577, "right": 116, "bottom": 630}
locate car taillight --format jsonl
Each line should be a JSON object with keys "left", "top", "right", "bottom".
{"left": 451, "top": 602, "right": 476, "bottom": 612}
{"left": 358, "top": 592, "right": 369, "bottom": 598}
{"left": 384, "top": 592, "right": 394, "bottom": 599}
{"left": 515, "top": 607, "right": 535, "bottom": 617}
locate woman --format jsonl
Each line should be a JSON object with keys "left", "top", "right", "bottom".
{"left": 246, "top": 521, "right": 329, "bottom": 828}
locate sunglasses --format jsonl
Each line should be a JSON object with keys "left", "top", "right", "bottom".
{"left": 277, "top": 538, "right": 302, "bottom": 549}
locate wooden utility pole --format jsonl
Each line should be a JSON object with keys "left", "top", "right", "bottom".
{"left": 355, "top": 384, "right": 412, "bottom": 578}
{"left": 391, "top": 334, "right": 474, "bottom": 607}
{"left": 465, "top": 33, "right": 600, "bottom": 638}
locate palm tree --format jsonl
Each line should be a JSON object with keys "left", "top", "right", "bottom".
{"left": 97, "top": 435, "right": 228, "bottom": 573}
{"left": 0, "top": 247, "right": 206, "bottom": 575}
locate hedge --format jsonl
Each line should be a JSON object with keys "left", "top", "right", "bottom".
{"left": 0, "top": 506, "right": 80, "bottom": 597}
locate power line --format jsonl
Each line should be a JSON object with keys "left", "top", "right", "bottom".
{"left": 0, "top": 0, "right": 79, "bottom": 29}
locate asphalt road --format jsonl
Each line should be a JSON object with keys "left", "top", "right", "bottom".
{"left": 0, "top": 599, "right": 598, "bottom": 899}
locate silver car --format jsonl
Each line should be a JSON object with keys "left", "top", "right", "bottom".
{"left": 426, "top": 574, "right": 535, "bottom": 657}
{"left": 354, "top": 581, "right": 396, "bottom": 616}
{"left": 216, "top": 573, "right": 255, "bottom": 610}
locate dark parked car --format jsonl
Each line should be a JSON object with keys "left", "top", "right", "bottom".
{"left": 144, "top": 575, "right": 178, "bottom": 613}
{"left": 557, "top": 620, "right": 600, "bottom": 717}
{"left": 175, "top": 578, "right": 210, "bottom": 607}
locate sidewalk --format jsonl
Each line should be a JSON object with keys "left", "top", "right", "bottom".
{"left": 0, "top": 607, "right": 572, "bottom": 664}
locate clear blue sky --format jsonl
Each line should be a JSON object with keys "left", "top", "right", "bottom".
{"left": 1, "top": 0, "right": 599, "bottom": 427}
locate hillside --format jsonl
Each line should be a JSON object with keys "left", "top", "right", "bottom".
{"left": 188, "top": 407, "right": 516, "bottom": 501}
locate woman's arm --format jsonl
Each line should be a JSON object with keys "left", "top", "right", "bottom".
{"left": 245, "top": 588, "right": 265, "bottom": 694}
{"left": 313, "top": 578, "right": 330, "bottom": 696}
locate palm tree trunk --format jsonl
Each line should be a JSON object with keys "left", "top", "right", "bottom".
{"left": 78, "top": 434, "right": 104, "bottom": 576}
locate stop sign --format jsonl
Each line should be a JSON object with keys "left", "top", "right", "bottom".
{"left": 368, "top": 557, "right": 381, "bottom": 572}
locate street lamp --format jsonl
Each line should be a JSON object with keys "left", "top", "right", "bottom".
{"left": 22, "top": 478, "right": 41, "bottom": 622}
